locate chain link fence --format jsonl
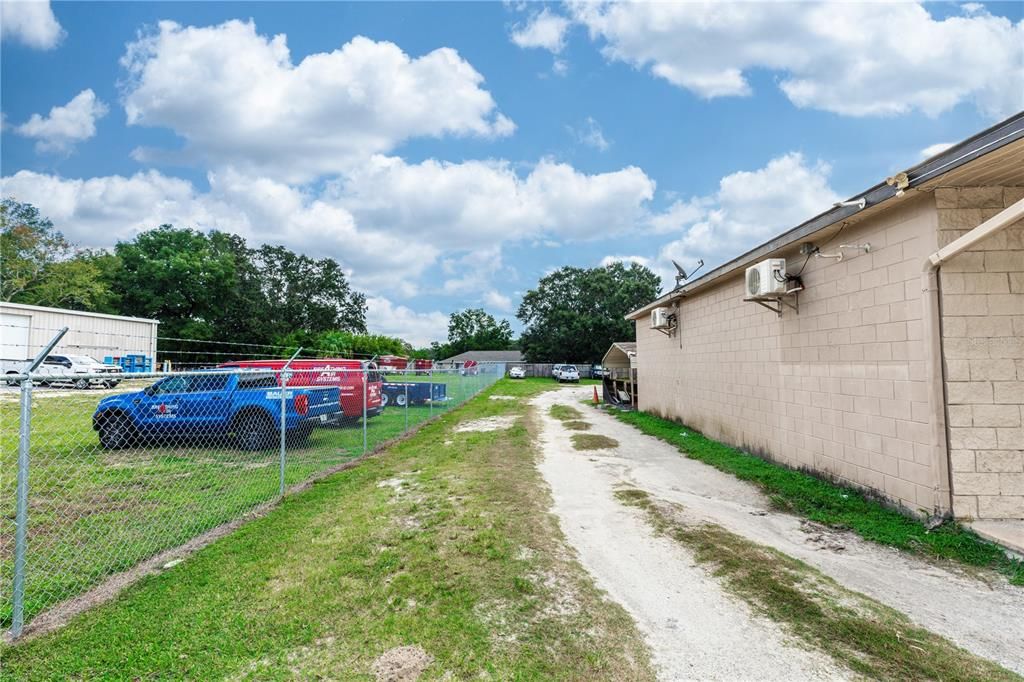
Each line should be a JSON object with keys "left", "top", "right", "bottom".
{"left": 1, "top": 361, "right": 505, "bottom": 638}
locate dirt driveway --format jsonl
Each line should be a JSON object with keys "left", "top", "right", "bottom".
{"left": 533, "top": 387, "right": 1024, "bottom": 679}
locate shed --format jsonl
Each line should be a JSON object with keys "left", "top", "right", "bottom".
{"left": 0, "top": 302, "right": 159, "bottom": 368}
{"left": 601, "top": 341, "right": 638, "bottom": 408}
{"left": 602, "top": 342, "right": 636, "bottom": 370}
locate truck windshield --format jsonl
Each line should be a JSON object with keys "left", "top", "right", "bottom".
{"left": 565, "top": 366, "right": 578, "bottom": 372}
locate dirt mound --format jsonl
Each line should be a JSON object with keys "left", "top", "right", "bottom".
{"left": 371, "top": 645, "right": 433, "bottom": 681}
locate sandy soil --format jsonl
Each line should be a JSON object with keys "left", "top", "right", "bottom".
{"left": 533, "top": 390, "right": 849, "bottom": 681}
{"left": 533, "top": 387, "right": 1024, "bottom": 677}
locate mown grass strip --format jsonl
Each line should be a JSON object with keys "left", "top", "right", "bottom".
{"left": 615, "top": 488, "right": 1020, "bottom": 682}
{"left": 562, "top": 420, "right": 591, "bottom": 431}
{"left": 548, "top": 404, "right": 583, "bottom": 421}
{"left": 570, "top": 434, "right": 618, "bottom": 451}
{"left": 608, "top": 409, "right": 1024, "bottom": 585}
{"left": 1, "top": 379, "right": 653, "bottom": 680}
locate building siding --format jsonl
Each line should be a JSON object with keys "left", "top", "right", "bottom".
{"left": 0, "top": 303, "right": 158, "bottom": 362}
{"left": 938, "top": 187, "right": 1024, "bottom": 520}
{"left": 635, "top": 194, "right": 943, "bottom": 514}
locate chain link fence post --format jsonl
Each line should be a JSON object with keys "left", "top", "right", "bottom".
{"left": 278, "top": 369, "right": 289, "bottom": 498}
{"left": 362, "top": 368, "right": 368, "bottom": 454}
{"left": 11, "top": 377, "right": 34, "bottom": 639}
{"left": 429, "top": 366, "right": 434, "bottom": 419}
{"left": 404, "top": 374, "right": 409, "bottom": 432}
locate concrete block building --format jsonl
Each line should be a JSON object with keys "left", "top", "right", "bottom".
{"left": 627, "top": 113, "right": 1024, "bottom": 525}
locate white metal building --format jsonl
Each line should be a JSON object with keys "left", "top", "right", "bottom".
{"left": 0, "top": 302, "right": 158, "bottom": 363}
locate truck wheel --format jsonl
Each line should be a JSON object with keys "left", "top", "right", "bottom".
{"left": 5, "top": 372, "right": 19, "bottom": 387}
{"left": 380, "top": 393, "right": 390, "bottom": 407}
{"left": 74, "top": 378, "right": 90, "bottom": 390}
{"left": 395, "top": 393, "right": 408, "bottom": 407}
{"left": 99, "top": 414, "right": 135, "bottom": 450}
{"left": 233, "top": 412, "right": 275, "bottom": 451}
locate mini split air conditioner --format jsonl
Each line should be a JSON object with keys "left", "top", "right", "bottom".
{"left": 650, "top": 307, "right": 674, "bottom": 330}
{"left": 745, "top": 258, "right": 788, "bottom": 298}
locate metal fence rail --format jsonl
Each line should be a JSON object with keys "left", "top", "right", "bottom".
{"left": 1, "top": 362, "right": 505, "bottom": 638}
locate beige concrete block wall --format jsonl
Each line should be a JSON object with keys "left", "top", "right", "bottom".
{"left": 939, "top": 186, "right": 1024, "bottom": 520}
{"left": 636, "top": 194, "right": 942, "bottom": 514}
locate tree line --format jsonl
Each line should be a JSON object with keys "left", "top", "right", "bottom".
{"left": 2, "top": 198, "right": 661, "bottom": 364}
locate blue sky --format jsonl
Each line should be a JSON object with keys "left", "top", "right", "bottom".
{"left": 2, "top": 1, "right": 1022, "bottom": 345}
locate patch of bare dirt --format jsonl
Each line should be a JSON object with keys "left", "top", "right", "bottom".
{"left": 371, "top": 645, "right": 433, "bottom": 682}
{"left": 455, "top": 416, "right": 517, "bottom": 432}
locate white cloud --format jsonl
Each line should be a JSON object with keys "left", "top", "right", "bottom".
{"left": 510, "top": 8, "right": 570, "bottom": 52}
{"left": 570, "top": 1, "right": 1024, "bottom": 119}
{"left": 483, "top": 289, "right": 513, "bottom": 313}
{"left": 365, "top": 296, "right": 449, "bottom": 347}
{"left": 333, "top": 154, "right": 655, "bottom": 248}
{"left": 120, "top": 19, "right": 514, "bottom": 181}
{"left": 568, "top": 116, "right": 610, "bottom": 151}
{"left": 920, "top": 142, "right": 954, "bottom": 159}
{"left": 617, "top": 152, "right": 840, "bottom": 289}
{"left": 1, "top": 0, "right": 64, "bottom": 49}
{"left": 600, "top": 254, "right": 654, "bottom": 270}
{"left": 15, "top": 89, "right": 108, "bottom": 153}
{"left": 0, "top": 168, "right": 432, "bottom": 296}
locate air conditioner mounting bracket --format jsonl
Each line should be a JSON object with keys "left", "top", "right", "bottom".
{"left": 743, "top": 287, "right": 802, "bottom": 318}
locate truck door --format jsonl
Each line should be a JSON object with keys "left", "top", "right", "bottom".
{"left": 178, "top": 374, "right": 232, "bottom": 433}
{"left": 134, "top": 375, "right": 190, "bottom": 436}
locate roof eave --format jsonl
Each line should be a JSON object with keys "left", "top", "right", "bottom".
{"left": 625, "top": 111, "right": 1024, "bottom": 321}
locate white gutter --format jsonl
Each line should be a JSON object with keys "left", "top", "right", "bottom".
{"left": 922, "top": 197, "right": 1024, "bottom": 517}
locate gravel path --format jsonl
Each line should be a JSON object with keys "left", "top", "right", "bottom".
{"left": 533, "top": 389, "right": 849, "bottom": 681}
{"left": 533, "top": 387, "right": 1024, "bottom": 678}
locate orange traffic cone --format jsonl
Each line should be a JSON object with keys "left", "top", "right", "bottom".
{"left": 592, "top": 385, "right": 600, "bottom": 404}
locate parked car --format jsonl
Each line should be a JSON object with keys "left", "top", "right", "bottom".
{"left": 551, "top": 364, "right": 565, "bottom": 379}
{"left": 555, "top": 365, "right": 580, "bottom": 383}
{"left": 219, "top": 358, "right": 383, "bottom": 423}
{"left": 3, "top": 354, "right": 123, "bottom": 389}
{"left": 509, "top": 366, "right": 526, "bottom": 379}
{"left": 92, "top": 372, "right": 340, "bottom": 450}
{"left": 591, "top": 364, "right": 609, "bottom": 378}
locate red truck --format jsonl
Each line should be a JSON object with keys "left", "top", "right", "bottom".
{"left": 377, "top": 355, "right": 408, "bottom": 373}
{"left": 219, "top": 359, "right": 383, "bottom": 422}
{"left": 412, "top": 358, "right": 433, "bottom": 371}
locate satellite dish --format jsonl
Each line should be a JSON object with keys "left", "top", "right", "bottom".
{"left": 671, "top": 259, "right": 704, "bottom": 288}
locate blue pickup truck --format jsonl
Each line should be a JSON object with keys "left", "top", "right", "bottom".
{"left": 92, "top": 372, "right": 340, "bottom": 450}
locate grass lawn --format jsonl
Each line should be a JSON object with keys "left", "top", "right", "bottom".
{"left": 0, "top": 373, "right": 494, "bottom": 628}
{"left": 607, "top": 408, "right": 1024, "bottom": 585}
{"left": 1, "top": 378, "right": 652, "bottom": 680}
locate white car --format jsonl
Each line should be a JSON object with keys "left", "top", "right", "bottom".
{"left": 555, "top": 364, "right": 580, "bottom": 383}
{"left": 21, "top": 355, "right": 124, "bottom": 389}
{"left": 509, "top": 366, "right": 526, "bottom": 379}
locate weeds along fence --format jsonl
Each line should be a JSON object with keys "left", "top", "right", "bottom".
{"left": 1, "top": 362, "right": 505, "bottom": 638}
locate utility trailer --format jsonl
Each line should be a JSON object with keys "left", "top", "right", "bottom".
{"left": 381, "top": 381, "right": 447, "bottom": 407}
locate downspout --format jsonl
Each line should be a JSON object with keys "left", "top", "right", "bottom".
{"left": 922, "top": 197, "right": 1024, "bottom": 518}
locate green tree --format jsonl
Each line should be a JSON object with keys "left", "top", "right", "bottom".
{"left": 1, "top": 198, "right": 115, "bottom": 311}
{"left": 436, "top": 308, "right": 513, "bottom": 359}
{"left": 256, "top": 245, "right": 367, "bottom": 336}
{"left": 112, "top": 226, "right": 240, "bottom": 348}
{"left": 516, "top": 262, "right": 660, "bottom": 363}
